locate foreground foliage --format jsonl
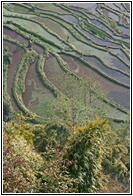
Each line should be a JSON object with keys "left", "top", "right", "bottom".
{"left": 3, "top": 114, "right": 130, "bottom": 193}
{"left": 63, "top": 118, "right": 109, "bottom": 193}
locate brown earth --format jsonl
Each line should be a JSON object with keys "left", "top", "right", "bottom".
{"left": 3, "top": 41, "right": 18, "bottom": 54}
{"left": 4, "top": 27, "right": 44, "bottom": 54}
{"left": 44, "top": 54, "right": 65, "bottom": 87}
{"left": 22, "top": 58, "right": 39, "bottom": 109}
{"left": 3, "top": 27, "right": 28, "bottom": 46}
{"left": 22, "top": 57, "right": 48, "bottom": 109}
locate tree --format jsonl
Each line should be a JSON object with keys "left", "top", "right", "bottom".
{"left": 37, "top": 145, "right": 78, "bottom": 193}
{"left": 46, "top": 73, "right": 107, "bottom": 127}
{"left": 102, "top": 122, "right": 130, "bottom": 186}
{"left": 32, "top": 117, "right": 71, "bottom": 152}
{"left": 63, "top": 118, "right": 110, "bottom": 193}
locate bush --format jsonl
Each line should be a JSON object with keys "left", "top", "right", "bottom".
{"left": 63, "top": 118, "right": 110, "bottom": 193}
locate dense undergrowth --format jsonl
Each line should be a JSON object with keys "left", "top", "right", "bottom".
{"left": 3, "top": 113, "right": 130, "bottom": 193}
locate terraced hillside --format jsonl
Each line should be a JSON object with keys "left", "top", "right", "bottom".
{"left": 3, "top": 2, "right": 130, "bottom": 124}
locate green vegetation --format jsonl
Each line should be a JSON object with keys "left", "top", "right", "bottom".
{"left": 12, "top": 49, "right": 36, "bottom": 115}
{"left": 36, "top": 54, "right": 61, "bottom": 97}
{"left": 3, "top": 115, "right": 130, "bottom": 193}
{"left": 84, "top": 20, "right": 111, "bottom": 39}
{"left": 84, "top": 20, "right": 130, "bottom": 49}
{"left": 3, "top": 2, "right": 130, "bottom": 193}
{"left": 3, "top": 48, "right": 16, "bottom": 121}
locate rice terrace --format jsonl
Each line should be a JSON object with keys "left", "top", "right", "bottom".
{"left": 3, "top": 2, "right": 130, "bottom": 193}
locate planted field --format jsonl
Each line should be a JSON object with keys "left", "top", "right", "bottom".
{"left": 22, "top": 57, "right": 54, "bottom": 114}
{"left": 3, "top": 41, "right": 24, "bottom": 111}
{"left": 3, "top": 2, "right": 130, "bottom": 122}
{"left": 60, "top": 53, "right": 130, "bottom": 108}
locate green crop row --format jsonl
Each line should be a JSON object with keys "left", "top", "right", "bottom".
{"left": 97, "top": 14, "right": 129, "bottom": 38}
{"left": 36, "top": 54, "right": 61, "bottom": 97}
{"left": 3, "top": 23, "right": 49, "bottom": 55}
{"left": 82, "top": 53, "right": 129, "bottom": 78}
{"left": 77, "top": 14, "right": 130, "bottom": 59}
{"left": 116, "top": 39, "right": 130, "bottom": 49}
{"left": 55, "top": 6, "right": 121, "bottom": 50}
{"left": 59, "top": 3, "right": 92, "bottom": 20}
{"left": 35, "top": 12, "right": 108, "bottom": 52}
{"left": 12, "top": 53, "right": 45, "bottom": 124}
{"left": 38, "top": 7, "right": 95, "bottom": 45}
{"left": 7, "top": 14, "right": 65, "bottom": 48}
{"left": 60, "top": 51, "right": 130, "bottom": 89}
{"left": 78, "top": 17, "right": 117, "bottom": 48}
{"left": 3, "top": 33, "right": 25, "bottom": 49}
{"left": 83, "top": 12, "right": 130, "bottom": 49}
{"left": 4, "top": 22, "right": 129, "bottom": 89}
{"left": 109, "top": 51, "right": 130, "bottom": 68}
{"left": 11, "top": 2, "right": 34, "bottom": 12}
{"left": 4, "top": 5, "right": 130, "bottom": 53}
{"left": 4, "top": 16, "right": 63, "bottom": 50}
{"left": 52, "top": 52, "right": 82, "bottom": 82}
{"left": 98, "top": 15, "right": 123, "bottom": 37}
{"left": 96, "top": 17, "right": 129, "bottom": 48}
{"left": 84, "top": 20, "right": 112, "bottom": 40}
{"left": 3, "top": 48, "right": 17, "bottom": 117}
{"left": 4, "top": 13, "right": 67, "bottom": 51}
{"left": 3, "top": 21, "right": 84, "bottom": 60}
{"left": 121, "top": 46, "right": 130, "bottom": 59}
{"left": 4, "top": 12, "right": 123, "bottom": 58}
{"left": 3, "top": 34, "right": 50, "bottom": 124}
{"left": 100, "top": 3, "right": 130, "bottom": 19}
{"left": 19, "top": 51, "right": 37, "bottom": 94}
{"left": 5, "top": 41, "right": 45, "bottom": 123}
{"left": 12, "top": 49, "right": 36, "bottom": 115}
{"left": 80, "top": 57, "right": 130, "bottom": 89}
